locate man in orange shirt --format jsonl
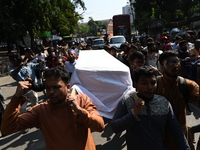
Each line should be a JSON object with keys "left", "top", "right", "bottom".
{"left": 1, "top": 66, "right": 104, "bottom": 150}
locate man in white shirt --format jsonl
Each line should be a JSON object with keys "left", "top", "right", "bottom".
{"left": 66, "top": 50, "right": 77, "bottom": 74}
{"left": 35, "top": 47, "right": 47, "bottom": 61}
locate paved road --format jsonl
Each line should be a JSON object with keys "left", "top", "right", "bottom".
{"left": 0, "top": 75, "right": 200, "bottom": 150}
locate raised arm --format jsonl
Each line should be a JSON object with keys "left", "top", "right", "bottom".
{"left": 111, "top": 97, "right": 140, "bottom": 133}
{"left": 67, "top": 94, "right": 104, "bottom": 132}
{"left": 1, "top": 81, "right": 35, "bottom": 135}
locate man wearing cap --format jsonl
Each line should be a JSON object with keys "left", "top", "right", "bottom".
{"left": 66, "top": 50, "right": 77, "bottom": 76}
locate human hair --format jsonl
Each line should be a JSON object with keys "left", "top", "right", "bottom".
{"left": 129, "top": 51, "right": 145, "bottom": 62}
{"left": 43, "top": 66, "right": 70, "bottom": 84}
{"left": 25, "top": 48, "right": 35, "bottom": 55}
{"left": 120, "top": 42, "right": 129, "bottom": 50}
{"left": 132, "top": 65, "right": 157, "bottom": 83}
{"left": 182, "top": 33, "right": 190, "bottom": 39}
{"left": 159, "top": 50, "right": 179, "bottom": 66}
{"left": 140, "top": 49, "right": 147, "bottom": 56}
{"left": 179, "top": 40, "right": 187, "bottom": 47}
{"left": 175, "top": 36, "right": 182, "bottom": 40}
{"left": 8, "top": 52, "right": 22, "bottom": 62}
{"left": 110, "top": 46, "right": 117, "bottom": 51}
{"left": 47, "top": 47, "right": 53, "bottom": 53}
{"left": 146, "top": 37, "right": 154, "bottom": 43}
{"left": 54, "top": 56, "right": 66, "bottom": 64}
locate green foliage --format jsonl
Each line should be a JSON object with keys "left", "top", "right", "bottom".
{"left": 87, "top": 17, "right": 107, "bottom": 36}
{"left": 131, "top": 0, "right": 198, "bottom": 32}
{"left": 190, "top": 4, "right": 200, "bottom": 14}
{"left": 0, "top": 0, "right": 85, "bottom": 50}
{"left": 87, "top": 17, "right": 98, "bottom": 35}
{"left": 76, "top": 24, "right": 89, "bottom": 35}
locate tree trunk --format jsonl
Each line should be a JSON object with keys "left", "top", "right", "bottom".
{"left": 29, "top": 31, "right": 35, "bottom": 52}
{"left": 6, "top": 37, "right": 11, "bottom": 54}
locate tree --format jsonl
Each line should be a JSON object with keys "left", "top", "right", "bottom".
{"left": 87, "top": 17, "right": 107, "bottom": 36}
{"left": 0, "top": 0, "right": 86, "bottom": 52}
{"left": 131, "top": 0, "right": 199, "bottom": 33}
{"left": 76, "top": 24, "right": 89, "bottom": 36}
{"left": 87, "top": 17, "right": 99, "bottom": 35}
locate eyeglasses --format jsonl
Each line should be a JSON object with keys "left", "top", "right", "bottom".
{"left": 165, "top": 60, "right": 180, "bottom": 66}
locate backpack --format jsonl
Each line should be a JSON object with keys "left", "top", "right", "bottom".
{"left": 157, "top": 76, "right": 191, "bottom": 112}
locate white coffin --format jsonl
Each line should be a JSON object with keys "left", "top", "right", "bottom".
{"left": 70, "top": 50, "right": 135, "bottom": 119}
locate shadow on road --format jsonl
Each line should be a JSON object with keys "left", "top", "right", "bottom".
{"left": 0, "top": 128, "right": 45, "bottom": 150}
{"left": 187, "top": 102, "right": 200, "bottom": 119}
{"left": 0, "top": 81, "right": 17, "bottom": 88}
{"left": 95, "top": 117, "right": 126, "bottom": 150}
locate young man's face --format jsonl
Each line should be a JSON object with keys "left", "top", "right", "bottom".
{"left": 150, "top": 44, "right": 157, "bottom": 52}
{"left": 130, "top": 58, "right": 145, "bottom": 69}
{"left": 134, "top": 75, "right": 156, "bottom": 99}
{"left": 54, "top": 59, "right": 65, "bottom": 67}
{"left": 45, "top": 76, "right": 70, "bottom": 105}
{"left": 161, "top": 56, "right": 180, "bottom": 78}
{"left": 110, "top": 49, "right": 116, "bottom": 57}
{"left": 180, "top": 43, "right": 187, "bottom": 51}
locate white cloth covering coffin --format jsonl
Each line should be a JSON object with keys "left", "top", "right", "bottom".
{"left": 70, "top": 50, "right": 135, "bottom": 119}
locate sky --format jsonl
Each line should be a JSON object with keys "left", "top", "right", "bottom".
{"left": 76, "top": 0, "right": 129, "bottom": 23}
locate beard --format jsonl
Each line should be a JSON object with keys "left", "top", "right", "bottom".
{"left": 48, "top": 94, "right": 63, "bottom": 105}
{"left": 164, "top": 70, "right": 179, "bottom": 78}
{"left": 69, "top": 58, "right": 75, "bottom": 63}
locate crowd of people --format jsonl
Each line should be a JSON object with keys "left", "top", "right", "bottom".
{"left": 0, "top": 30, "right": 200, "bottom": 150}
{"left": 109, "top": 31, "right": 200, "bottom": 150}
